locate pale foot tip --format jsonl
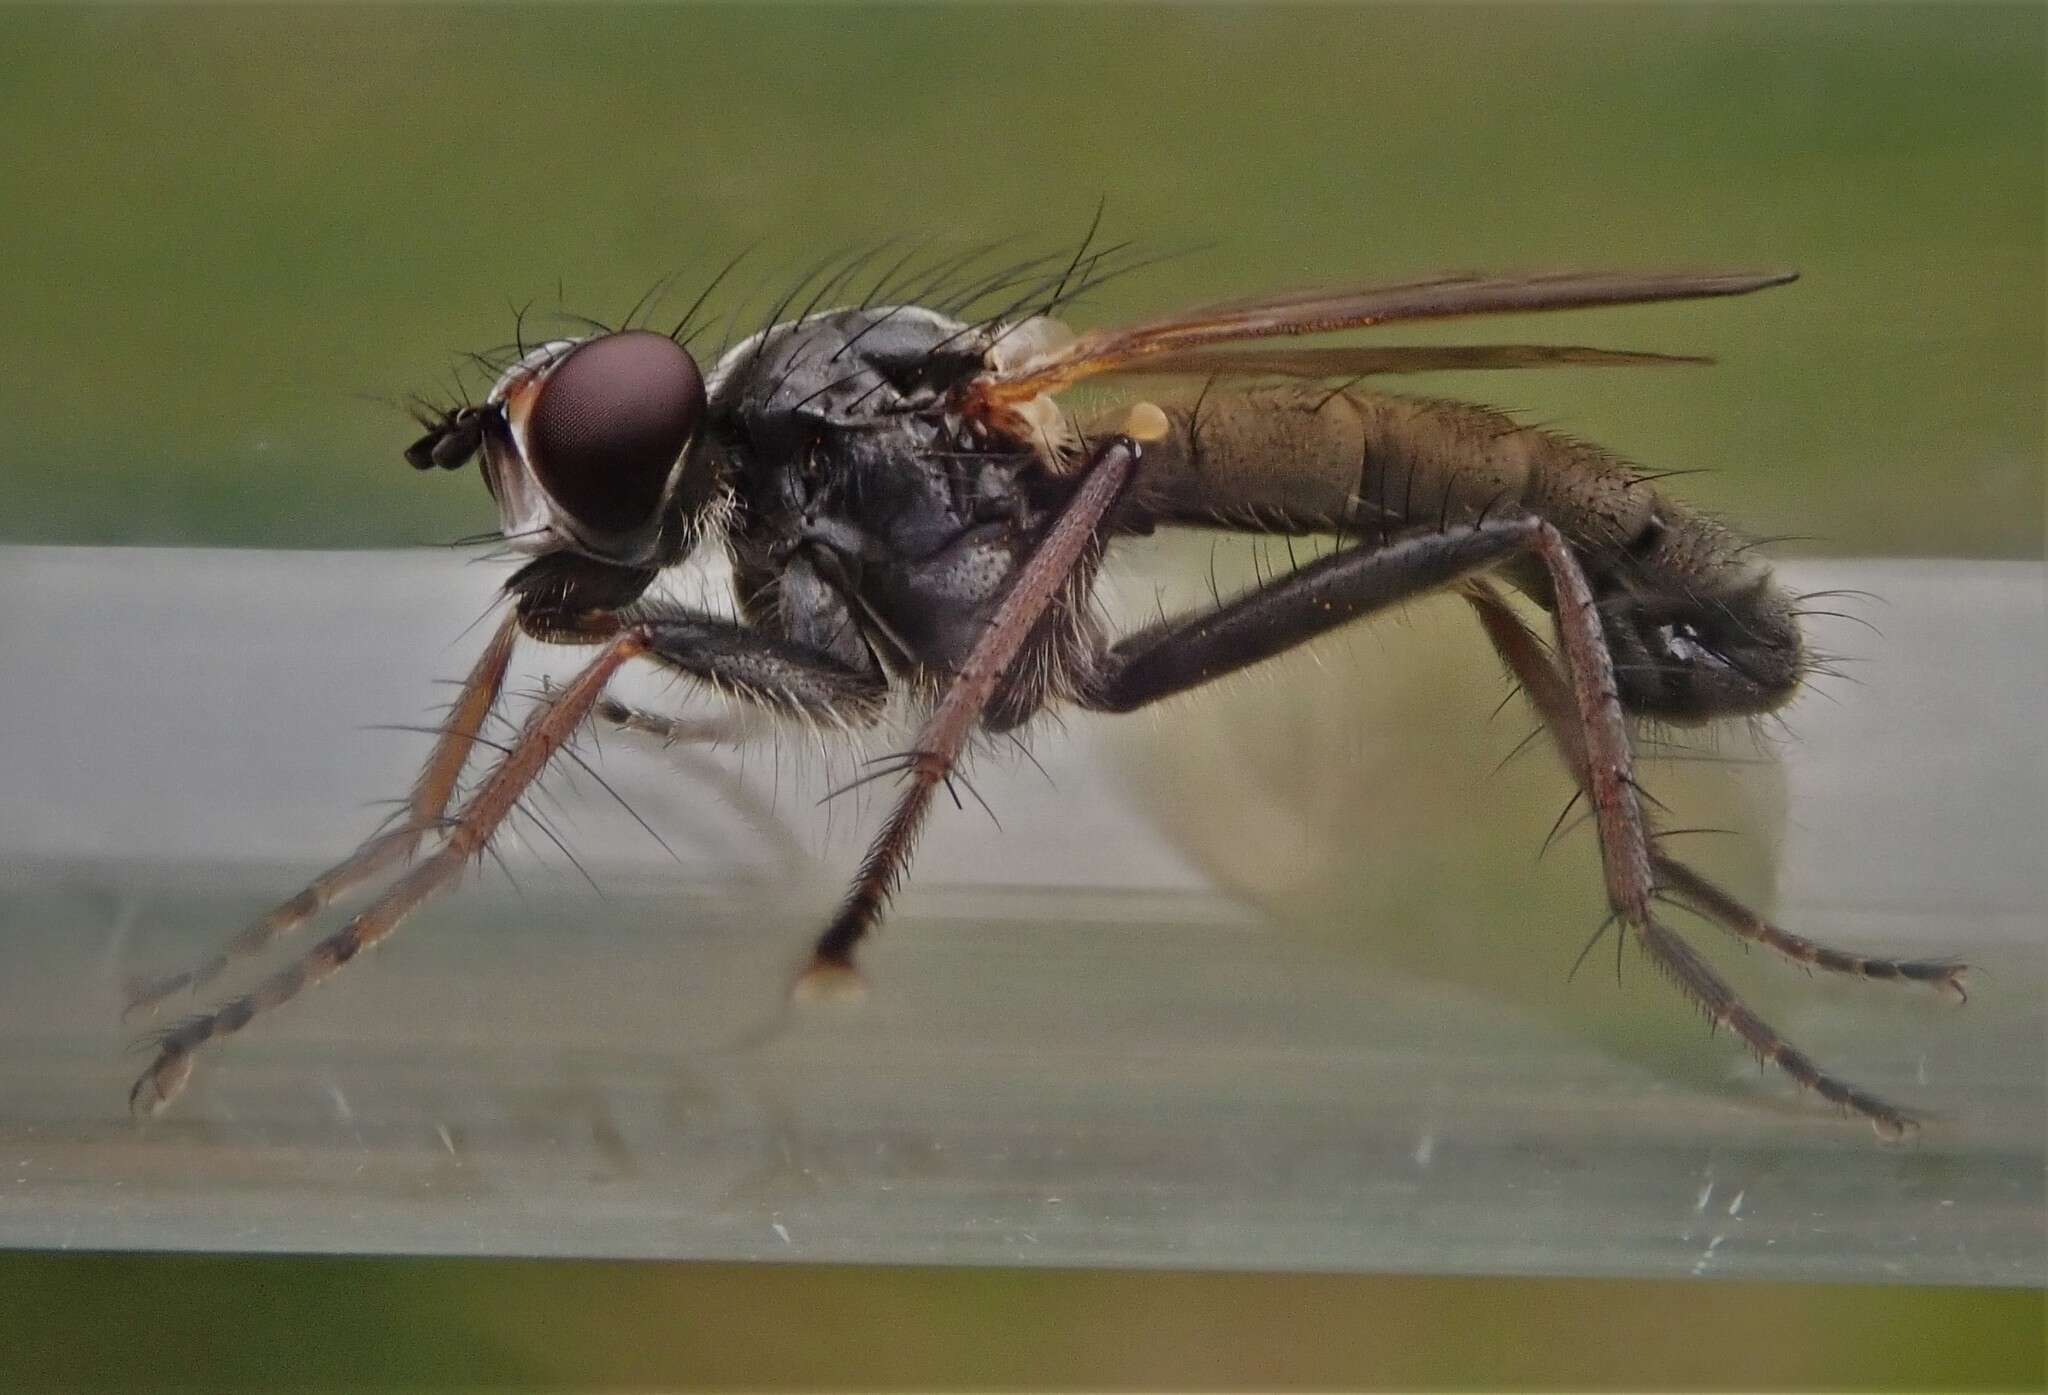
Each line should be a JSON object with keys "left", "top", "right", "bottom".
{"left": 1871, "top": 1113, "right": 1918, "bottom": 1144}
{"left": 120, "top": 973, "right": 175, "bottom": 1021}
{"left": 791, "top": 957, "right": 867, "bottom": 1005}
{"left": 127, "top": 1052, "right": 192, "bottom": 1121}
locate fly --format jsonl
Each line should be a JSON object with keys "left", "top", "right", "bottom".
{"left": 126, "top": 235, "right": 1966, "bottom": 1135}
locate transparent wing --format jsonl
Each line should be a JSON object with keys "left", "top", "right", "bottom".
{"left": 1095, "top": 343, "right": 1710, "bottom": 380}
{"left": 966, "top": 268, "right": 1793, "bottom": 408}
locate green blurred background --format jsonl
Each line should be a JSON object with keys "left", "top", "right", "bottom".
{"left": 4, "top": 3, "right": 2041, "bottom": 1389}
{"left": 3, "top": 2, "right": 2040, "bottom": 556}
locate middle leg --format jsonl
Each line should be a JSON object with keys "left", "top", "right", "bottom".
{"left": 798, "top": 426, "right": 1150, "bottom": 988}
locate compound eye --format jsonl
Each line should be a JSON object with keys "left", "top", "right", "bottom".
{"left": 525, "top": 330, "right": 706, "bottom": 539}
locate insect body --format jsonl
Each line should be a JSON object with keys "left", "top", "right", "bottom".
{"left": 129, "top": 248, "right": 1964, "bottom": 1133}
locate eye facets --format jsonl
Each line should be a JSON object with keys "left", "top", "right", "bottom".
{"left": 526, "top": 331, "right": 707, "bottom": 540}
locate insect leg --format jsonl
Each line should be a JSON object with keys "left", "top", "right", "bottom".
{"left": 1460, "top": 578, "right": 1926, "bottom": 1135}
{"left": 1083, "top": 520, "right": 1547, "bottom": 713}
{"left": 130, "top": 615, "right": 892, "bottom": 1116}
{"left": 1463, "top": 581, "right": 1967, "bottom": 994}
{"left": 1654, "top": 860, "right": 1966, "bottom": 997}
{"left": 632, "top": 608, "right": 892, "bottom": 726}
{"left": 595, "top": 703, "right": 743, "bottom": 748}
{"left": 130, "top": 627, "right": 650, "bottom": 1116}
{"left": 1079, "top": 517, "right": 1918, "bottom": 1133}
{"left": 798, "top": 429, "right": 1148, "bottom": 993}
{"left": 608, "top": 602, "right": 903, "bottom": 884}
{"left": 125, "top": 611, "right": 523, "bottom": 1016}
{"left": 595, "top": 701, "right": 825, "bottom": 874}
{"left": 1080, "top": 519, "right": 1665, "bottom": 921}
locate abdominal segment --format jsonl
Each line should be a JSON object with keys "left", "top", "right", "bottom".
{"left": 1106, "top": 384, "right": 1670, "bottom": 555}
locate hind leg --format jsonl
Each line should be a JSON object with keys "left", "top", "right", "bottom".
{"left": 1080, "top": 519, "right": 1925, "bottom": 1134}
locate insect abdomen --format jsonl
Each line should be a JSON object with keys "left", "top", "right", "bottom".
{"left": 1118, "top": 384, "right": 1667, "bottom": 555}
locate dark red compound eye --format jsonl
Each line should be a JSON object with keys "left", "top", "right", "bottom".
{"left": 525, "top": 330, "right": 707, "bottom": 539}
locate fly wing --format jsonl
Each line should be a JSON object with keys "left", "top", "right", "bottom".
{"left": 1095, "top": 343, "right": 1709, "bottom": 380}
{"left": 965, "top": 268, "right": 1793, "bottom": 408}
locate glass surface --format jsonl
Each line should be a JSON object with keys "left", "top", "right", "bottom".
{"left": 3, "top": 547, "right": 2040, "bottom": 1285}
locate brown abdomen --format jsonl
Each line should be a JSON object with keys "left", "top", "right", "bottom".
{"left": 1098, "top": 383, "right": 1665, "bottom": 555}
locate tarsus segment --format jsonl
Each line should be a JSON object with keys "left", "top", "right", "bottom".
{"left": 124, "top": 611, "right": 522, "bottom": 1016}
{"left": 127, "top": 596, "right": 896, "bottom": 1114}
{"left": 1464, "top": 579, "right": 1949, "bottom": 1135}
{"left": 1653, "top": 857, "right": 1966, "bottom": 999}
{"left": 130, "top": 628, "right": 647, "bottom": 1115}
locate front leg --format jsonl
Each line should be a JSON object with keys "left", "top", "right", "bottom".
{"left": 125, "top": 611, "right": 523, "bottom": 1015}
{"left": 130, "top": 610, "right": 890, "bottom": 1115}
{"left": 632, "top": 608, "right": 889, "bottom": 726}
